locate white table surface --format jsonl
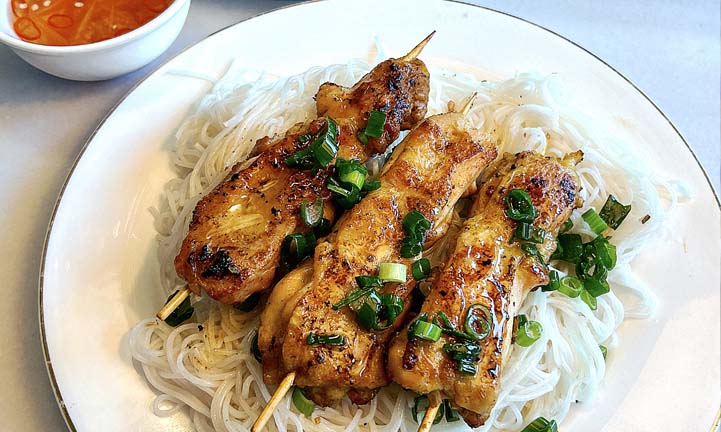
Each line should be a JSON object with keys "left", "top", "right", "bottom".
{"left": 0, "top": 1, "right": 718, "bottom": 430}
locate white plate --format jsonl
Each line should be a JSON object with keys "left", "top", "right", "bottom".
{"left": 40, "top": 1, "right": 721, "bottom": 431}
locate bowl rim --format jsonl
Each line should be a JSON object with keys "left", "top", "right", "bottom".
{"left": 0, "top": 0, "right": 190, "bottom": 55}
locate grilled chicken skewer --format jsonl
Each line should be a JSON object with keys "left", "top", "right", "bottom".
{"left": 168, "top": 35, "right": 433, "bottom": 310}
{"left": 254, "top": 97, "right": 497, "bottom": 432}
{"left": 388, "top": 150, "right": 583, "bottom": 428}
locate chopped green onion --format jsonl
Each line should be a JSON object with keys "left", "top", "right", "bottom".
{"left": 379, "top": 262, "right": 407, "bottom": 283}
{"left": 464, "top": 304, "right": 492, "bottom": 341}
{"left": 516, "top": 315, "right": 542, "bottom": 347}
{"left": 400, "top": 211, "right": 431, "bottom": 258}
{"left": 400, "top": 240, "right": 423, "bottom": 258}
{"left": 356, "top": 275, "right": 383, "bottom": 288}
{"left": 326, "top": 181, "right": 352, "bottom": 197}
{"left": 412, "top": 258, "right": 431, "bottom": 281}
{"left": 306, "top": 332, "right": 346, "bottom": 346}
{"left": 362, "top": 179, "right": 381, "bottom": 191}
{"left": 433, "top": 311, "right": 474, "bottom": 340}
{"left": 380, "top": 293, "right": 404, "bottom": 327}
{"left": 251, "top": 331, "right": 262, "bottom": 363}
{"left": 280, "top": 233, "right": 316, "bottom": 270}
{"left": 364, "top": 110, "right": 387, "bottom": 138}
{"left": 558, "top": 275, "right": 583, "bottom": 298}
{"left": 411, "top": 395, "right": 444, "bottom": 424}
{"left": 553, "top": 233, "right": 583, "bottom": 263}
{"left": 403, "top": 211, "right": 431, "bottom": 235}
{"left": 356, "top": 129, "right": 369, "bottom": 145}
{"left": 286, "top": 117, "right": 338, "bottom": 169}
{"left": 332, "top": 287, "right": 373, "bottom": 310}
{"left": 560, "top": 218, "right": 573, "bottom": 234}
{"left": 600, "top": 344, "right": 608, "bottom": 360}
{"left": 340, "top": 169, "right": 366, "bottom": 190}
{"left": 292, "top": 387, "right": 315, "bottom": 416}
{"left": 542, "top": 270, "right": 560, "bottom": 292}
{"left": 584, "top": 277, "right": 610, "bottom": 297}
{"left": 521, "top": 243, "right": 546, "bottom": 264}
{"left": 300, "top": 198, "right": 324, "bottom": 228}
{"left": 515, "top": 222, "right": 545, "bottom": 244}
{"left": 593, "top": 236, "right": 617, "bottom": 270}
{"left": 580, "top": 289, "right": 598, "bottom": 310}
{"left": 314, "top": 218, "right": 332, "bottom": 237}
{"left": 444, "top": 399, "right": 460, "bottom": 422}
{"left": 408, "top": 313, "right": 442, "bottom": 342}
{"left": 505, "top": 189, "right": 539, "bottom": 223}
{"left": 234, "top": 292, "right": 260, "bottom": 312}
{"left": 355, "top": 292, "right": 382, "bottom": 330}
{"left": 442, "top": 342, "right": 482, "bottom": 375}
{"left": 328, "top": 183, "right": 361, "bottom": 209}
{"left": 163, "top": 290, "right": 194, "bottom": 327}
{"left": 599, "top": 195, "right": 632, "bottom": 229}
{"left": 521, "top": 416, "right": 558, "bottom": 432}
{"left": 582, "top": 208, "right": 608, "bottom": 235}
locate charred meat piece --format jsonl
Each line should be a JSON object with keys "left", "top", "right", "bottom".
{"left": 387, "top": 150, "right": 583, "bottom": 427}
{"left": 175, "top": 54, "right": 431, "bottom": 305}
{"left": 270, "top": 111, "right": 497, "bottom": 406}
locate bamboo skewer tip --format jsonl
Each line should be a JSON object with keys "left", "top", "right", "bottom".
{"left": 418, "top": 391, "right": 442, "bottom": 432}
{"left": 252, "top": 372, "right": 296, "bottom": 432}
{"left": 156, "top": 286, "right": 190, "bottom": 321}
{"left": 401, "top": 30, "right": 436, "bottom": 61}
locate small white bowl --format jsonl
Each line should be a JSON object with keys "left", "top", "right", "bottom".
{"left": 0, "top": 0, "right": 190, "bottom": 81}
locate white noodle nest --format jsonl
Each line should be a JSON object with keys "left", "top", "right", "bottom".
{"left": 131, "top": 52, "right": 685, "bottom": 432}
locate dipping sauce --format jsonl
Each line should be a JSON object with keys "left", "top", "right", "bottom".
{"left": 11, "top": 0, "right": 174, "bottom": 46}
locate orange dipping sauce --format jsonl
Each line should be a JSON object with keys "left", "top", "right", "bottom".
{"left": 11, "top": 0, "right": 174, "bottom": 46}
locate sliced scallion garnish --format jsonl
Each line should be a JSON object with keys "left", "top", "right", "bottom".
{"left": 285, "top": 116, "right": 338, "bottom": 169}
{"left": 584, "top": 276, "right": 610, "bottom": 297}
{"left": 505, "top": 189, "right": 539, "bottom": 223}
{"left": 300, "top": 198, "right": 324, "bottom": 228}
{"left": 600, "top": 344, "right": 608, "bottom": 360}
{"left": 580, "top": 289, "right": 598, "bottom": 310}
{"left": 558, "top": 275, "right": 583, "bottom": 298}
{"left": 582, "top": 208, "right": 608, "bottom": 235}
{"left": 599, "top": 194, "right": 631, "bottom": 229}
{"left": 408, "top": 313, "right": 442, "bottom": 342}
{"left": 542, "top": 270, "right": 560, "bottom": 292}
{"left": 560, "top": 218, "right": 573, "bottom": 234}
{"left": 280, "top": 232, "right": 316, "bottom": 270}
{"left": 292, "top": 387, "right": 315, "bottom": 416}
{"left": 378, "top": 262, "right": 407, "bottom": 283}
{"left": 464, "top": 304, "right": 492, "bottom": 341}
{"left": 516, "top": 314, "right": 542, "bottom": 347}
{"left": 442, "top": 342, "right": 482, "bottom": 375}
{"left": 444, "top": 399, "right": 460, "bottom": 422}
{"left": 364, "top": 110, "right": 387, "bottom": 138}
{"left": 553, "top": 233, "right": 583, "bottom": 263}
{"left": 521, "top": 416, "right": 558, "bottom": 432}
{"left": 411, "top": 258, "right": 431, "bottom": 281}
{"left": 305, "top": 332, "right": 346, "bottom": 346}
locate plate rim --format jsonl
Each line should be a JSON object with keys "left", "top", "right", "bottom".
{"left": 36, "top": 1, "right": 721, "bottom": 431}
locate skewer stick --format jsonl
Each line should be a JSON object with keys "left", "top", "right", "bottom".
{"left": 401, "top": 30, "right": 436, "bottom": 61}
{"left": 459, "top": 92, "right": 478, "bottom": 116}
{"left": 418, "top": 391, "right": 442, "bottom": 432}
{"left": 156, "top": 286, "right": 189, "bottom": 321}
{"left": 252, "top": 372, "right": 296, "bottom": 432}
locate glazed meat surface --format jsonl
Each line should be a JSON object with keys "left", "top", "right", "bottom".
{"left": 268, "top": 112, "right": 497, "bottom": 406}
{"left": 175, "top": 55, "right": 431, "bottom": 305}
{"left": 387, "top": 151, "right": 583, "bottom": 427}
